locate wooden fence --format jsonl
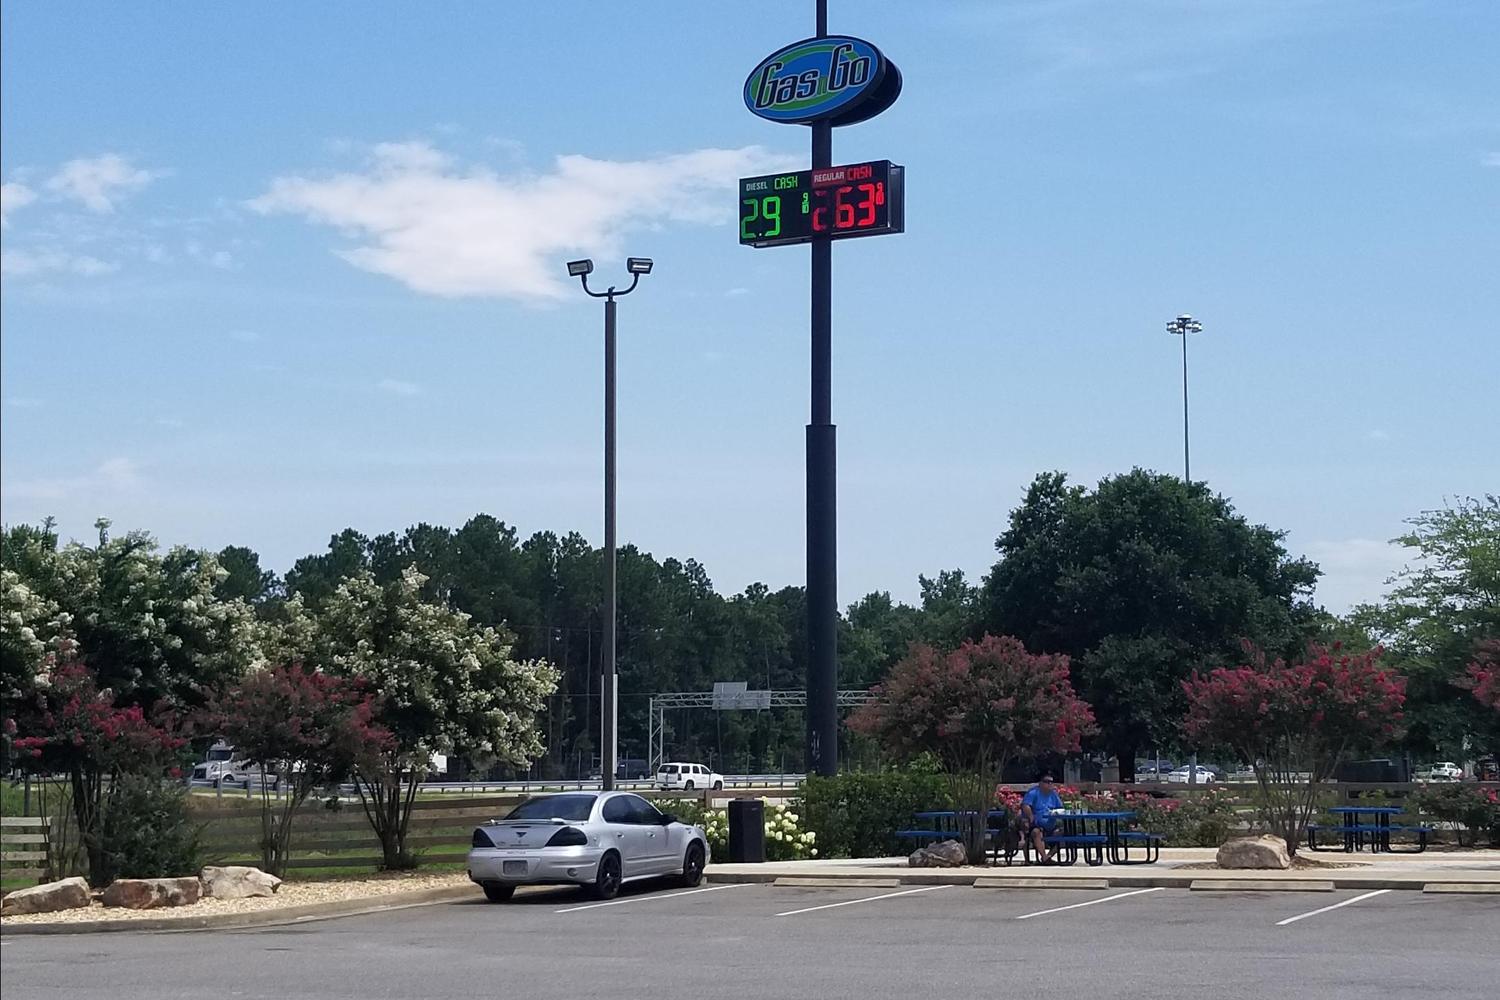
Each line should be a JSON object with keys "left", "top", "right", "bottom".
{"left": 1, "top": 816, "right": 49, "bottom": 885}
{"left": 190, "top": 790, "right": 727, "bottom": 871}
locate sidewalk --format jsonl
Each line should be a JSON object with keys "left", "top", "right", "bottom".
{"left": 706, "top": 848, "right": 1500, "bottom": 891}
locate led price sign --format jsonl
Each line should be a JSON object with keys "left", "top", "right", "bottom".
{"left": 738, "top": 160, "right": 904, "bottom": 248}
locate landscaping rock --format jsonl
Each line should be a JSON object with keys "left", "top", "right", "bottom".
{"left": 908, "top": 839, "right": 969, "bottom": 867}
{"left": 1216, "top": 835, "right": 1291, "bottom": 870}
{"left": 200, "top": 865, "right": 282, "bottom": 899}
{"left": 100, "top": 876, "right": 202, "bottom": 909}
{"left": 1, "top": 877, "right": 92, "bottom": 916}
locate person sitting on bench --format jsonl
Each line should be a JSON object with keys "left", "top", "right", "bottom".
{"left": 1021, "top": 773, "right": 1064, "bottom": 863}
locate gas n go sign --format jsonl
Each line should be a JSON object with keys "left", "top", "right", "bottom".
{"left": 743, "top": 35, "right": 902, "bottom": 127}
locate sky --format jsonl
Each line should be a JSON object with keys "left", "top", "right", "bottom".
{"left": 2, "top": 1, "right": 1496, "bottom": 615}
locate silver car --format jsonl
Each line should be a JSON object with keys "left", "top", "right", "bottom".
{"left": 467, "top": 791, "right": 710, "bottom": 903}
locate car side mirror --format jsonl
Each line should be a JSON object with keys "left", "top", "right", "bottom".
{"left": 659, "top": 813, "right": 676, "bottom": 826}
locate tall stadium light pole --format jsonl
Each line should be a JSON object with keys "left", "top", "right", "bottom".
{"left": 568, "top": 256, "right": 654, "bottom": 791}
{"left": 806, "top": 0, "right": 839, "bottom": 778}
{"left": 1166, "top": 314, "right": 1203, "bottom": 482}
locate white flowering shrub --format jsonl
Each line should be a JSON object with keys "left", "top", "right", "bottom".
{"left": 2, "top": 519, "right": 262, "bottom": 711}
{"left": 283, "top": 566, "right": 560, "bottom": 867}
{"left": 692, "top": 802, "right": 817, "bottom": 862}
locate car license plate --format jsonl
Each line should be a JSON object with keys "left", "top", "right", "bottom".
{"left": 502, "top": 860, "right": 527, "bottom": 876}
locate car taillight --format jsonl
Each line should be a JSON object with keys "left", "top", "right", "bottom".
{"left": 546, "top": 827, "right": 588, "bottom": 847}
{"left": 471, "top": 828, "right": 494, "bottom": 848}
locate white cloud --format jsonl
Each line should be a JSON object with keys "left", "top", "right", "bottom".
{"left": 45, "top": 153, "right": 159, "bottom": 212}
{"left": 1484, "top": 152, "right": 1500, "bottom": 167}
{"left": 1, "top": 181, "right": 36, "bottom": 226}
{"left": 0, "top": 249, "right": 118, "bottom": 277}
{"left": 252, "top": 141, "right": 798, "bottom": 302}
{"left": 1366, "top": 428, "right": 1390, "bottom": 442}
{"left": 3, "top": 457, "right": 145, "bottom": 502}
{"left": 209, "top": 249, "right": 234, "bottom": 269}
{"left": 376, "top": 378, "right": 422, "bottom": 396}
{"left": 725, "top": 287, "right": 751, "bottom": 297}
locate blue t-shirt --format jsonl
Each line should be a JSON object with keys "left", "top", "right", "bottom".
{"left": 1022, "top": 786, "right": 1063, "bottom": 826}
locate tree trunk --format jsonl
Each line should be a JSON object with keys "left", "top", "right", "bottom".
{"left": 1116, "top": 744, "right": 1138, "bottom": 783}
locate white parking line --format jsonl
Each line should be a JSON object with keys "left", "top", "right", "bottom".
{"left": 554, "top": 882, "right": 747, "bottom": 913}
{"left": 775, "top": 884, "right": 949, "bottom": 917}
{"left": 1015, "top": 887, "right": 1165, "bottom": 920}
{"left": 1275, "top": 889, "right": 1391, "bottom": 926}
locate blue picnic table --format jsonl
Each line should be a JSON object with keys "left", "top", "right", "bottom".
{"left": 1307, "top": 806, "right": 1429, "bottom": 853}
{"left": 1044, "top": 810, "right": 1159, "bottom": 866}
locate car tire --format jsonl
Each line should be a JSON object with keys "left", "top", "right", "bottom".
{"left": 684, "top": 780, "right": 695, "bottom": 791}
{"left": 679, "top": 842, "right": 706, "bottom": 887}
{"left": 591, "top": 852, "right": 622, "bottom": 900}
{"left": 712, "top": 781, "right": 723, "bottom": 791}
{"left": 482, "top": 884, "right": 515, "bottom": 903}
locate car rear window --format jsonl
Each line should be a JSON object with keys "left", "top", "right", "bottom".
{"left": 505, "top": 794, "right": 597, "bottom": 822}
{"left": 662, "top": 765, "right": 678, "bottom": 774}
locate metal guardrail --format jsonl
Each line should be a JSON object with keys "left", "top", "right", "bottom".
{"left": 188, "top": 773, "right": 808, "bottom": 798}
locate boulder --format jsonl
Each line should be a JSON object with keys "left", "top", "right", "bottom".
{"left": 1216, "top": 835, "right": 1291, "bottom": 870}
{"left": 200, "top": 865, "right": 282, "bottom": 899}
{"left": 1, "top": 876, "right": 92, "bottom": 916}
{"left": 908, "top": 839, "right": 970, "bottom": 868}
{"left": 100, "top": 876, "right": 202, "bottom": 909}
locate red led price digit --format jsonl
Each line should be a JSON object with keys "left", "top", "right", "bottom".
{"left": 811, "top": 189, "right": 829, "bottom": 232}
{"left": 856, "top": 183, "right": 878, "bottom": 226}
{"left": 834, "top": 186, "right": 856, "bottom": 228}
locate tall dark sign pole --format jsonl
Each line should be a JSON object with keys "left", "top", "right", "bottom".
{"left": 739, "top": 3, "right": 903, "bottom": 779}
{"left": 806, "top": 0, "right": 838, "bottom": 777}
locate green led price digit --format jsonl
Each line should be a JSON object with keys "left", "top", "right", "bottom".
{"left": 740, "top": 198, "right": 759, "bottom": 241}
{"left": 762, "top": 194, "right": 781, "bottom": 238}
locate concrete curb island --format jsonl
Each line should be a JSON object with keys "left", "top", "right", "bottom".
{"left": 708, "top": 863, "right": 1500, "bottom": 894}
{"left": 0, "top": 885, "right": 477, "bottom": 936}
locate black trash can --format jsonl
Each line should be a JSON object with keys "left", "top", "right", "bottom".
{"left": 727, "top": 798, "right": 766, "bottom": 863}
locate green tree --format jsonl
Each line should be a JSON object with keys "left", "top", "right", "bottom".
{"left": 215, "top": 545, "right": 280, "bottom": 606}
{"left": 978, "top": 471, "right": 1320, "bottom": 777}
{"left": 1353, "top": 495, "right": 1500, "bottom": 758}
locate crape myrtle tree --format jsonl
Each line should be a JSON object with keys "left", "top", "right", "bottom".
{"left": 209, "top": 664, "right": 392, "bottom": 877}
{"left": 281, "top": 567, "right": 559, "bottom": 868}
{"left": 979, "top": 471, "right": 1320, "bottom": 778}
{"left": 1466, "top": 641, "right": 1500, "bottom": 761}
{"left": 11, "top": 660, "right": 186, "bottom": 885}
{"left": 1184, "top": 643, "right": 1405, "bottom": 856}
{"left": 849, "top": 635, "right": 1095, "bottom": 863}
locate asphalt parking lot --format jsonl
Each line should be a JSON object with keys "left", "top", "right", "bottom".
{"left": 4, "top": 881, "right": 1496, "bottom": 1000}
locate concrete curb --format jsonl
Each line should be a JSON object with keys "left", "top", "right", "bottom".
{"left": 707, "top": 869, "right": 1481, "bottom": 892}
{"left": 0, "top": 885, "right": 477, "bottom": 936}
{"left": 1190, "top": 879, "right": 1335, "bottom": 892}
{"left": 1422, "top": 883, "right": 1500, "bottom": 894}
{"left": 774, "top": 877, "right": 900, "bottom": 888}
{"left": 973, "top": 877, "right": 1110, "bottom": 890}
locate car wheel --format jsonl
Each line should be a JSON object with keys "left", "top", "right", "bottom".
{"left": 482, "top": 884, "right": 515, "bottom": 903}
{"left": 712, "top": 780, "right": 723, "bottom": 791}
{"left": 684, "top": 780, "right": 695, "bottom": 790}
{"left": 592, "top": 852, "right": 622, "bottom": 900}
{"left": 679, "top": 842, "right": 706, "bottom": 887}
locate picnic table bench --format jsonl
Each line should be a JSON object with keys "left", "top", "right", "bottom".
{"left": 1307, "top": 806, "right": 1430, "bottom": 853}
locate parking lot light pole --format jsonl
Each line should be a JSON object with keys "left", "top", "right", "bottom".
{"left": 1165, "top": 314, "right": 1204, "bottom": 482}
{"left": 567, "top": 256, "right": 654, "bottom": 791}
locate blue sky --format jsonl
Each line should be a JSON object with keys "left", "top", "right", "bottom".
{"left": 2, "top": 1, "right": 1496, "bottom": 614}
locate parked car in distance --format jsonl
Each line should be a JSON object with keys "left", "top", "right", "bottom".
{"left": 1134, "top": 760, "right": 1177, "bottom": 781}
{"left": 656, "top": 762, "right": 724, "bottom": 790}
{"left": 1426, "top": 762, "right": 1464, "bottom": 782}
{"left": 467, "top": 791, "right": 709, "bottom": 902}
{"left": 1165, "top": 765, "right": 1216, "bottom": 784}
